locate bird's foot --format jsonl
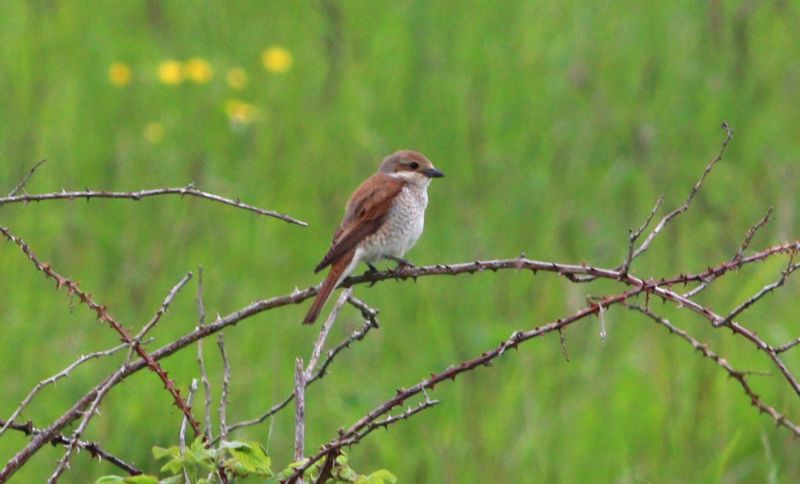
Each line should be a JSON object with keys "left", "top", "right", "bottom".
{"left": 363, "top": 262, "right": 379, "bottom": 287}
{"left": 387, "top": 256, "right": 415, "bottom": 270}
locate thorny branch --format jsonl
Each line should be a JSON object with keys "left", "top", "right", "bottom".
{"left": 0, "top": 225, "right": 202, "bottom": 440}
{"left": 47, "top": 363, "right": 130, "bottom": 483}
{"left": 0, "top": 183, "right": 307, "bottom": 226}
{"left": 0, "top": 418, "right": 141, "bottom": 475}
{"left": 627, "top": 304, "right": 800, "bottom": 434}
{"left": 0, "top": 339, "right": 145, "bottom": 438}
{"left": 630, "top": 122, "right": 733, "bottom": 262}
{"left": 222, "top": 297, "right": 378, "bottom": 439}
{"left": 3, "top": 238, "right": 799, "bottom": 479}
{"left": 685, "top": 206, "right": 774, "bottom": 298}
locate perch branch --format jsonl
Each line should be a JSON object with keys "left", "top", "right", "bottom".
{"left": 5, "top": 239, "right": 800, "bottom": 478}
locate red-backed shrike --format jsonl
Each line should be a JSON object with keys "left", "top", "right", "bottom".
{"left": 303, "top": 150, "right": 444, "bottom": 324}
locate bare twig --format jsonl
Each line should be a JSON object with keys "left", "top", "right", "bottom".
{"left": 217, "top": 333, "right": 231, "bottom": 442}
{"left": 225, "top": 296, "right": 377, "bottom": 438}
{"left": 294, "top": 358, "right": 306, "bottom": 463}
{"left": 291, "top": 400, "right": 440, "bottom": 483}
{"left": 685, "top": 206, "right": 774, "bottom": 298}
{"left": 628, "top": 304, "right": 800, "bottom": 434}
{"left": 7, "top": 159, "right": 46, "bottom": 197}
{"left": 557, "top": 328, "right": 569, "bottom": 362}
{"left": 0, "top": 225, "right": 201, "bottom": 438}
{"left": 0, "top": 340, "right": 142, "bottom": 438}
{"left": 345, "top": 294, "right": 380, "bottom": 327}
{"left": 311, "top": 310, "right": 379, "bottom": 383}
{"left": 196, "top": 267, "right": 214, "bottom": 440}
{"left": 621, "top": 196, "right": 664, "bottom": 274}
{"left": 0, "top": 418, "right": 141, "bottom": 475}
{"left": 306, "top": 289, "right": 351, "bottom": 378}
{"left": 735, "top": 207, "right": 774, "bottom": 261}
{"left": 293, "top": 290, "right": 351, "bottom": 480}
{"left": 134, "top": 272, "right": 193, "bottom": 342}
{"left": 720, "top": 258, "right": 799, "bottom": 326}
{"left": 630, "top": 122, "right": 733, "bottom": 261}
{"left": 361, "top": 399, "right": 439, "bottom": 434}
{"left": 0, "top": 183, "right": 307, "bottom": 226}
{"left": 776, "top": 337, "right": 800, "bottom": 354}
{"left": 180, "top": 379, "right": 200, "bottom": 450}
{"left": 47, "top": 363, "right": 130, "bottom": 483}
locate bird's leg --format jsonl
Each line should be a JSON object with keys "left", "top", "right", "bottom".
{"left": 363, "top": 262, "right": 379, "bottom": 287}
{"left": 386, "top": 255, "right": 415, "bottom": 269}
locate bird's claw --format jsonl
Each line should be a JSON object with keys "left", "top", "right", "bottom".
{"left": 387, "top": 256, "right": 415, "bottom": 269}
{"left": 364, "top": 263, "right": 379, "bottom": 287}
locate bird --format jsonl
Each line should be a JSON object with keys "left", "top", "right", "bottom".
{"left": 303, "top": 150, "right": 444, "bottom": 324}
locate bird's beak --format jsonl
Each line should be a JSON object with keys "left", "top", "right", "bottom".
{"left": 422, "top": 167, "right": 445, "bottom": 178}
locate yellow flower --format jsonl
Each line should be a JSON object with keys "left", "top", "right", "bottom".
{"left": 144, "top": 122, "right": 165, "bottom": 144}
{"left": 158, "top": 60, "right": 184, "bottom": 85}
{"left": 225, "top": 99, "right": 258, "bottom": 124}
{"left": 226, "top": 67, "right": 248, "bottom": 90}
{"left": 185, "top": 58, "right": 213, "bottom": 83}
{"left": 261, "top": 46, "right": 292, "bottom": 74}
{"left": 109, "top": 62, "right": 132, "bottom": 87}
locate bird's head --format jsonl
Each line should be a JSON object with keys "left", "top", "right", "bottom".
{"left": 379, "top": 150, "right": 444, "bottom": 185}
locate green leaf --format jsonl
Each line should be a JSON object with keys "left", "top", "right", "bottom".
{"left": 152, "top": 446, "right": 180, "bottom": 460}
{"left": 124, "top": 477, "right": 161, "bottom": 484}
{"left": 159, "top": 457, "right": 184, "bottom": 476}
{"left": 95, "top": 476, "right": 159, "bottom": 484}
{"left": 224, "top": 440, "right": 272, "bottom": 476}
{"left": 336, "top": 465, "right": 358, "bottom": 482}
{"left": 158, "top": 476, "right": 183, "bottom": 484}
{"left": 358, "top": 469, "right": 398, "bottom": 484}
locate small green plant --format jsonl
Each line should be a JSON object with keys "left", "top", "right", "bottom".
{"left": 96, "top": 439, "right": 395, "bottom": 484}
{"left": 269, "top": 453, "right": 396, "bottom": 484}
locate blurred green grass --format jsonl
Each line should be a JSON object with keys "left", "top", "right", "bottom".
{"left": 1, "top": 0, "right": 799, "bottom": 482}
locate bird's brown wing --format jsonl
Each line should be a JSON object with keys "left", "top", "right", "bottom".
{"left": 314, "top": 173, "right": 404, "bottom": 273}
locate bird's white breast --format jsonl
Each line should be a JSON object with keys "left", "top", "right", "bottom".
{"left": 359, "top": 184, "right": 429, "bottom": 263}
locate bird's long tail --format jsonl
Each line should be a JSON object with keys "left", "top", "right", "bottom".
{"left": 303, "top": 250, "right": 355, "bottom": 325}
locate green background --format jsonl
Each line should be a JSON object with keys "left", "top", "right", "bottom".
{"left": 2, "top": 1, "right": 800, "bottom": 482}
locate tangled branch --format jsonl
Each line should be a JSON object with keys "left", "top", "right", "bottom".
{"left": 3, "top": 124, "right": 800, "bottom": 482}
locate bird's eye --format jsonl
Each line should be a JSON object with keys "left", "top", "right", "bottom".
{"left": 409, "top": 162, "right": 419, "bottom": 169}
